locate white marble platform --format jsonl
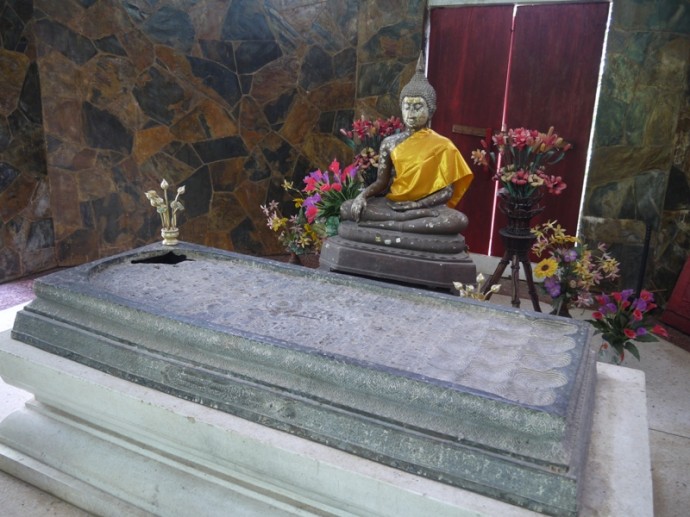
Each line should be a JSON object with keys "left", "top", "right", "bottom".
{"left": 0, "top": 326, "right": 652, "bottom": 516}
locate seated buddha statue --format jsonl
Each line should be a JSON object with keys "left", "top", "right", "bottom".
{"left": 338, "top": 56, "right": 473, "bottom": 253}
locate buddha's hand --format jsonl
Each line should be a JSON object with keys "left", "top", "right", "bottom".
{"left": 388, "top": 200, "right": 420, "bottom": 211}
{"left": 351, "top": 194, "right": 367, "bottom": 221}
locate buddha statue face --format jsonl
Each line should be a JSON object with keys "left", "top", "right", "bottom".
{"left": 401, "top": 96, "right": 429, "bottom": 131}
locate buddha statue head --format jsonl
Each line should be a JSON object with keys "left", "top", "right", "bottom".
{"left": 399, "top": 53, "right": 437, "bottom": 123}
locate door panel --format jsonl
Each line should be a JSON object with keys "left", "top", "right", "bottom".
{"left": 498, "top": 2, "right": 610, "bottom": 253}
{"left": 428, "top": 2, "right": 609, "bottom": 257}
{"left": 428, "top": 5, "right": 514, "bottom": 255}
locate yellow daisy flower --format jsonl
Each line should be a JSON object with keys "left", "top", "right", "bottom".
{"left": 534, "top": 258, "right": 558, "bottom": 279}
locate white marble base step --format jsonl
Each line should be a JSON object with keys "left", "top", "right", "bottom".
{"left": 0, "top": 331, "right": 653, "bottom": 516}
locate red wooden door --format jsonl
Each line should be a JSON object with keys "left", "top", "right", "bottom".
{"left": 429, "top": 2, "right": 609, "bottom": 256}
{"left": 428, "top": 5, "right": 514, "bottom": 255}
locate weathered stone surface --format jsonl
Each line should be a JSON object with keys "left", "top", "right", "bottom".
{"left": 0, "top": 173, "right": 36, "bottom": 222}
{"left": 280, "top": 95, "right": 320, "bottom": 146}
{"left": 187, "top": 56, "right": 242, "bottom": 107}
{"left": 0, "top": 3, "right": 26, "bottom": 51}
{"left": 192, "top": 136, "right": 248, "bottom": 164}
{"left": 357, "top": 60, "right": 404, "bottom": 98}
{"left": 236, "top": 40, "right": 282, "bottom": 74}
{"left": 251, "top": 55, "right": 299, "bottom": 100}
{"left": 0, "top": 49, "right": 30, "bottom": 115}
{"left": 26, "top": 219, "right": 55, "bottom": 250}
{"left": 133, "top": 67, "right": 185, "bottom": 125}
{"left": 221, "top": 1, "right": 274, "bottom": 41}
{"left": 143, "top": 6, "right": 195, "bottom": 52}
{"left": 180, "top": 165, "right": 213, "bottom": 218}
{"left": 12, "top": 244, "right": 598, "bottom": 516}
{"left": 170, "top": 99, "right": 238, "bottom": 143}
{"left": 133, "top": 125, "right": 175, "bottom": 164}
{"left": 94, "top": 35, "right": 127, "bottom": 56}
{"left": 0, "top": 162, "right": 20, "bottom": 194}
{"left": 34, "top": 19, "right": 97, "bottom": 65}
{"left": 299, "top": 45, "right": 333, "bottom": 91}
{"left": 82, "top": 102, "right": 133, "bottom": 153}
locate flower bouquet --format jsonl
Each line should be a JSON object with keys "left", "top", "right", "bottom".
{"left": 303, "top": 159, "right": 362, "bottom": 236}
{"left": 589, "top": 289, "right": 669, "bottom": 364}
{"left": 260, "top": 181, "right": 324, "bottom": 257}
{"left": 471, "top": 127, "right": 571, "bottom": 199}
{"left": 340, "top": 116, "right": 404, "bottom": 185}
{"left": 532, "top": 220, "right": 620, "bottom": 315}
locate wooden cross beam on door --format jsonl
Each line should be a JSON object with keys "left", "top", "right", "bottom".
{"left": 451, "top": 124, "right": 490, "bottom": 138}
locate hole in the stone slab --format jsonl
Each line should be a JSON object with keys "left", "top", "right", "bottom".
{"left": 131, "top": 252, "right": 192, "bottom": 265}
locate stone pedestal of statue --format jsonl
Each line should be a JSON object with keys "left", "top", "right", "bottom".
{"left": 319, "top": 223, "right": 477, "bottom": 289}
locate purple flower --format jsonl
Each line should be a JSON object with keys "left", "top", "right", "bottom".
{"left": 632, "top": 298, "right": 648, "bottom": 312}
{"left": 562, "top": 249, "right": 578, "bottom": 262}
{"left": 544, "top": 276, "right": 561, "bottom": 298}
{"left": 303, "top": 193, "right": 321, "bottom": 207}
{"left": 600, "top": 302, "right": 618, "bottom": 315}
{"left": 621, "top": 288, "right": 635, "bottom": 300}
{"left": 636, "top": 327, "right": 648, "bottom": 336}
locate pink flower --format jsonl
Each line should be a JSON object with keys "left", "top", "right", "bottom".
{"left": 624, "top": 328, "right": 636, "bottom": 339}
{"left": 592, "top": 311, "right": 603, "bottom": 320}
{"left": 305, "top": 205, "right": 318, "bottom": 223}
{"left": 639, "top": 290, "right": 654, "bottom": 302}
{"left": 652, "top": 325, "right": 669, "bottom": 338}
{"left": 330, "top": 183, "right": 342, "bottom": 192}
{"left": 633, "top": 309, "right": 643, "bottom": 321}
{"left": 612, "top": 292, "right": 623, "bottom": 302}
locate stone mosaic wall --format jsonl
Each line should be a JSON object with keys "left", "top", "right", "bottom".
{"left": 0, "top": 0, "right": 57, "bottom": 281}
{"left": 0, "top": 0, "right": 423, "bottom": 282}
{"left": 583, "top": 0, "right": 690, "bottom": 302}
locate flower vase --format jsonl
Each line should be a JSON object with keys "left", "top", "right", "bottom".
{"left": 598, "top": 342, "right": 623, "bottom": 365}
{"left": 288, "top": 252, "right": 302, "bottom": 265}
{"left": 498, "top": 190, "right": 545, "bottom": 237}
{"left": 549, "top": 302, "right": 572, "bottom": 318}
{"left": 161, "top": 228, "right": 179, "bottom": 246}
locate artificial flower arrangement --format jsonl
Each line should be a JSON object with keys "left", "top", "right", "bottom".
{"left": 340, "top": 115, "right": 404, "bottom": 185}
{"left": 261, "top": 159, "right": 362, "bottom": 255}
{"left": 453, "top": 273, "right": 501, "bottom": 301}
{"left": 260, "top": 181, "right": 324, "bottom": 257}
{"left": 471, "top": 127, "right": 571, "bottom": 199}
{"left": 589, "top": 289, "right": 669, "bottom": 364}
{"left": 302, "top": 159, "right": 362, "bottom": 236}
{"left": 531, "top": 220, "right": 620, "bottom": 314}
{"left": 145, "top": 179, "right": 186, "bottom": 230}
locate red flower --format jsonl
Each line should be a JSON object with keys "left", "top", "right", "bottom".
{"left": 624, "top": 328, "right": 636, "bottom": 339}
{"left": 592, "top": 311, "right": 604, "bottom": 320}
{"left": 330, "top": 183, "right": 342, "bottom": 192}
{"left": 652, "top": 325, "right": 669, "bottom": 338}
{"left": 612, "top": 292, "right": 623, "bottom": 302}
{"left": 639, "top": 290, "right": 653, "bottom": 301}
{"left": 633, "top": 309, "right": 643, "bottom": 321}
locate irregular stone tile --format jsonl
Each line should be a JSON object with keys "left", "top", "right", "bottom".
{"left": 72, "top": 148, "right": 98, "bottom": 171}
{"left": 239, "top": 96, "right": 271, "bottom": 150}
{"left": 299, "top": 45, "right": 333, "bottom": 90}
{"left": 0, "top": 4, "right": 25, "bottom": 51}
{"left": 94, "top": 35, "right": 127, "bottom": 56}
{"left": 26, "top": 219, "right": 55, "bottom": 250}
{"left": 0, "top": 173, "right": 36, "bottom": 221}
{"left": 0, "top": 247, "right": 21, "bottom": 281}
{"left": 0, "top": 116, "right": 10, "bottom": 151}
{"left": 143, "top": 6, "right": 195, "bottom": 53}
{"left": 187, "top": 56, "right": 242, "bottom": 108}
{"left": 49, "top": 169, "right": 83, "bottom": 237}
{"left": 92, "top": 192, "right": 124, "bottom": 244}
{"left": 240, "top": 74, "right": 252, "bottom": 95}
{"left": 56, "top": 228, "right": 101, "bottom": 265}
{"left": 43, "top": 98, "right": 83, "bottom": 145}
{"left": 190, "top": 1, "right": 227, "bottom": 41}
{"left": 360, "top": 20, "right": 421, "bottom": 62}
{"left": 259, "top": 132, "right": 298, "bottom": 179}
{"left": 307, "top": 80, "right": 355, "bottom": 111}
{"left": 83, "top": 101, "right": 133, "bottom": 153}
{"left": 169, "top": 143, "right": 203, "bottom": 169}
{"left": 279, "top": 94, "right": 320, "bottom": 146}
{"left": 134, "top": 125, "right": 175, "bottom": 164}
{"left": 0, "top": 162, "right": 20, "bottom": 193}
{"left": 301, "top": 133, "right": 352, "bottom": 170}
{"left": 27, "top": 179, "right": 52, "bottom": 219}
{"left": 170, "top": 99, "right": 238, "bottom": 143}
{"left": 181, "top": 165, "right": 213, "bottom": 219}
{"left": 22, "top": 246, "right": 58, "bottom": 274}
{"left": 19, "top": 62, "right": 43, "bottom": 124}
{"left": 35, "top": 0, "right": 86, "bottom": 28}
{"left": 0, "top": 49, "right": 30, "bottom": 116}
{"left": 35, "top": 50, "right": 82, "bottom": 101}
{"left": 199, "top": 39, "right": 235, "bottom": 71}
{"left": 192, "top": 136, "right": 248, "bottom": 164}
{"left": 120, "top": 29, "right": 154, "bottom": 71}
{"left": 208, "top": 191, "right": 245, "bottom": 232}
{"left": 139, "top": 152, "right": 193, "bottom": 192}
{"left": 221, "top": 1, "right": 274, "bottom": 41}
{"left": 665, "top": 167, "right": 690, "bottom": 210}
{"left": 264, "top": 90, "right": 296, "bottom": 127}
{"left": 83, "top": 54, "right": 137, "bottom": 107}
{"left": 34, "top": 18, "right": 97, "bottom": 65}
{"left": 357, "top": 60, "right": 404, "bottom": 98}
{"left": 209, "top": 157, "right": 249, "bottom": 192}
{"left": 236, "top": 40, "right": 282, "bottom": 74}
{"left": 230, "top": 214, "right": 264, "bottom": 255}
{"left": 133, "top": 67, "right": 185, "bottom": 125}
{"left": 76, "top": 168, "right": 117, "bottom": 202}
{"left": 251, "top": 55, "right": 299, "bottom": 100}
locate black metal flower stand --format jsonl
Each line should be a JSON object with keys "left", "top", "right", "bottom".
{"left": 482, "top": 192, "right": 543, "bottom": 311}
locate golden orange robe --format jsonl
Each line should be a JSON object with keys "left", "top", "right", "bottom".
{"left": 388, "top": 128, "right": 473, "bottom": 208}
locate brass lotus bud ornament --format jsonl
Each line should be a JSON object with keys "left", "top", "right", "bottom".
{"left": 145, "top": 179, "right": 185, "bottom": 246}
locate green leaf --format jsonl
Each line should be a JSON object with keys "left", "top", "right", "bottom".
{"left": 625, "top": 342, "right": 641, "bottom": 361}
